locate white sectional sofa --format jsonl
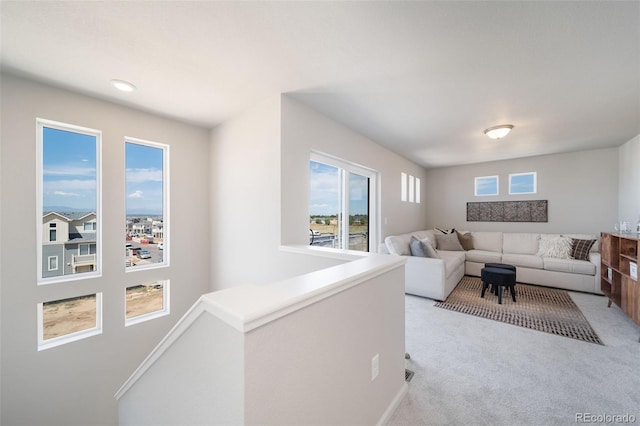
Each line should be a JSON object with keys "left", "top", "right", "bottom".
{"left": 380, "top": 229, "right": 601, "bottom": 301}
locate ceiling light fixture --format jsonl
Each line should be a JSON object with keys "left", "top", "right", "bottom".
{"left": 484, "top": 124, "right": 514, "bottom": 140}
{"left": 110, "top": 79, "right": 136, "bottom": 92}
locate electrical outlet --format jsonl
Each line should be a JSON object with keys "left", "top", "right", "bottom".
{"left": 371, "top": 354, "right": 379, "bottom": 381}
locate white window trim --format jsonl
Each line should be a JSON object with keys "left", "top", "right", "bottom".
{"left": 474, "top": 175, "right": 499, "bottom": 196}
{"left": 37, "top": 293, "right": 103, "bottom": 351}
{"left": 509, "top": 172, "right": 537, "bottom": 195}
{"left": 47, "top": 256, "right": 58, "bottom": 271}
{"left": 36, "top": 118, "right": 102, "bottom": 285}
{"left": 408, "top": 175, "right": 415, "bottom": 203}
{"left": 400, "top": 172, "right": 407, "bottom": 202}
{"left": 124, "top": 137, "right": 170, "bottom": 273}
{"left": 125, "top": 280, "right": 171, "bottom": 327}
{"left": 415, "top": 177, "right": 421, "bottom": 204}
{"left": 310, "top": 151, "right": 379, "bottom": 251}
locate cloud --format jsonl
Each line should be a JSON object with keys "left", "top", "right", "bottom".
{"left": 44, "top": 165, "right": 95, "bottom": 177}
{"left": 44, "top": 179, "right": 96, "bottom": 192}
{"left": 128, "top": 190, "right": 144, "bottom": 199}
{"left": 126, "top": 168, "right": 163, "bottom": 183}
{"left": 53, "top": 191, "right": 80, "bottom": 197}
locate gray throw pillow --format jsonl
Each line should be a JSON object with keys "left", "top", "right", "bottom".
{"left": 409, "top": 236, "right": 426, "bottom": 257}
{"left": 436, "top": 232, "right": 465, "bottom": 251}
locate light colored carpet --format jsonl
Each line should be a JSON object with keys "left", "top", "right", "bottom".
{"left": 435, "top": 276, "right": 602, "bottom": 345}
{"left": 389, "top": 288, "right": 640, "bottom": 426}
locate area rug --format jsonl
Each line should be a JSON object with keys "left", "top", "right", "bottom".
{"left": 435, "top": 276, "right": 603, "bottom": 345}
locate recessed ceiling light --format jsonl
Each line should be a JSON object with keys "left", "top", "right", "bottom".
{"left": 484, "top": 124, "right": 514, "bottom": 140}
{"left": 110, "top": 79, "right": 136, "bottom": 92}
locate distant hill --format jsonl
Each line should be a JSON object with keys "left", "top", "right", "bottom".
{"left": 43, "top": 206, "right": 93, "bottom": 214}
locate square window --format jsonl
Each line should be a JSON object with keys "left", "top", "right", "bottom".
{"left": 509, "top": 172, "right": 537, "bottom": 194}
{"left": 475, "top": 176, "right": 499, "bottom": 196}
{"left": 125, "top": 281, "right": 170, "bottom": 326}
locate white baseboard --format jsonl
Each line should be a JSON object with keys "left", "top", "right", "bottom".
{"left": 377, "top": 382, "right": 409, "bottom": 426}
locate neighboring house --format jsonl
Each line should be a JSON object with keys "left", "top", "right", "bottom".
{"left": 131, "top": 221, "right": 151, "bottom": 236}
{"left": 152, "top": 220, "right": 163, "bottom": 241}
{"left": 42, "top": 212, "right": 97, "bottom": 278}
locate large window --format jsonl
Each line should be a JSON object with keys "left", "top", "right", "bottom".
{"left": 37, "top": 119, "right": 101, "bottom": 283}
{"left": 309, "top": 153, "right": 377, "bottom": 252}
{"left": 125, "top": 139, "right": 168, "bottom": 271}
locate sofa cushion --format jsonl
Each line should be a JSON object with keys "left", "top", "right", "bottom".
{"left": 471, "top": 232, "right": 503, "bottom": 252}
{"left": 436, "top": 232, "right": 464, "bottom": 251}
{"left": 537, "top": 235, "right": 572, "bottom": 259}
{"left": 439, "top": 250, "right": 466, "bottom": 276}
{"left": 570, "top": 238, "right": 597, "bottom": 261}
{"left": 503, "top": 233, "right": 540, "bottom": 255}
{"left": 385, "top": 234, "right": 413, "bottom": 256}
{"left": 456, "top": 230, "right": 474, "bottom": 250}
{"left": 501, "top": 253, "right": 544, "bottom": 270}
{"left": 543, "top": 258, "right": 596, "bottom": 275}
{"left": 465, "top": 249, "right": 503, "bottom": 264}
{"left": 415, "top": 229, "right": 438, "bottom": 249}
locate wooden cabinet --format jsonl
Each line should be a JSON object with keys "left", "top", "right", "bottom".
{"left": 601, "top": 232, "right": 640, "bottom": 333}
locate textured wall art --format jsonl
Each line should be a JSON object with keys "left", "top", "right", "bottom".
{"left": 466, "top": 200, "right": 548, "bottom": 222}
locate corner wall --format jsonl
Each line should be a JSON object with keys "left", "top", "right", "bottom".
{"left": 280, "top": 96, "right": 429, "bottom": 245}
{"left": 422, "top": 148, "right": 619, "bottom": 235}
{"left": 0, "top": 73, "right": 211, "bottom": 426}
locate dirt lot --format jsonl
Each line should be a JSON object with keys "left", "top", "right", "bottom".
{"left": 42, "top": 286, "right": 164, "bottom": 341}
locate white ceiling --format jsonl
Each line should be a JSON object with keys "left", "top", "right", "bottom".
{"left": 2, "top": 1, "right": 639, "bottom": 168}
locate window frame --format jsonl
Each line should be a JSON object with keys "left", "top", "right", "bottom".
{"left": 474, "top": 175, "right": 499, "bottom": 196}
{"left": 509, "top": 172, "right": 537, "bottom": 195}
{"left": 36, "top": 118, "right": 102, "bottom": 285}
{"left": 124, "top": 280, "right": 171, "bottom": 327}
{"left": 124, "top": 137, "right": 170, "bottom": 272}
{"left": 310, "top": 151, "right": 379, "bottom": 251}
{"left": 37, "top": 292, "right": 103, "bottom": 351}
{"left": 47, "top": 256, "right": 58, "bottom": 271}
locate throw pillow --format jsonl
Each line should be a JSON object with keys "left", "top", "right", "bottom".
{"left": 420, "top": 238, "right": 441, "bottom": 259}
{"left": 436, "top": 232, "right": 465, "bottom": 251}
{"left": 570, "top": 238, "right": 596, "bottom": 261}
{"left": 409, "top": 236, "right": 426, "bottom": 257}
{"left": 456, "top": 230, "right": 474, "bottom": 251}
{"left": 537, "top": 235, "right": 572, "bottom": 259}
{"left": 435, "top": 227, "right": 456, "bottom": 234}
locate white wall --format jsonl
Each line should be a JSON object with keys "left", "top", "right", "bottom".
{"left": 209, "top": 95, "right": 429, "bottom": 290}
{"left": 422, "top": 148, "right": 619, "bottom": 235}
{"left": 0, "top": 74, "right": 211, "bottom": 426}
{"left": 209, "top": 96, "right": 346, "bottom": 290}
{"left": 618, "top": 134, "right": 640, "bottom": 225}
{"left": 280, "top": 96, "right": 430, "bottom": 245}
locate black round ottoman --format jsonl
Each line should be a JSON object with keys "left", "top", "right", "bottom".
{"left": 481, "top": 266, "right": 516, "bottom": 304}
{"left": 484, "top": 263, "right": 516, "bottom": 273}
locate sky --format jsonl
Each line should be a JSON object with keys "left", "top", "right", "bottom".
{"left": 42, "top": 127, "right": 164, "bottom": 215}
{"left": 125, "top": 142, "right": 163, "bottom": 215}
{"left": 42, "top": 127, "right": 97, "bottom": 212}
{"left": 309, "top": 161, "right": 368, "bottom": 216}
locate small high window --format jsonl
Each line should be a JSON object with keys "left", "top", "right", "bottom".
{"left": 475, "top": 175, "right": 499, "bottom": 196}
{"left": 509, "top": 172, "right": 537, "bottom": 194}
